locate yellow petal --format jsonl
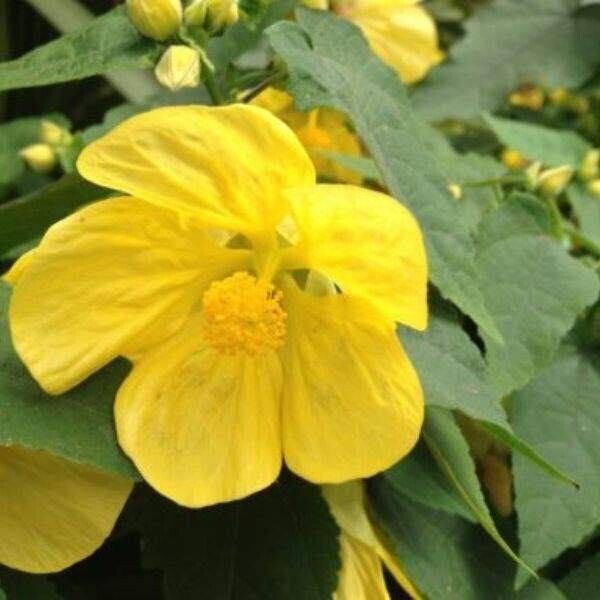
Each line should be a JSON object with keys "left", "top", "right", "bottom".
{"left": 347, "top": 2, "right": 443, "bottom": 83}
{"left": 282, "top": 279, "right": 424, "bottom": 483}
{"left": 77, "top": 104, "right": 316, "bottom": 235}
{"left": 285, "top": 184, "right": 427, "bottom": 329}
{"left": 334, "top": 533, "right": 390, "bottom": 600}
{"left": 9, "top": 197, "right": 250, "bottom": 394}
{"left": 115, "top": 314, "right": 283, "bottom": 508}
{"left": 3, "top": 248, "right": 38, "bottom": 285}
{"left": 0, "top": 445, "right": 131, "bottom": 573}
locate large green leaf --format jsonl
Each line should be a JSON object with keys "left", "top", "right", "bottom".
{"left": 0, "top": 173, "right": 108, "bottom": 256}
{"left": 141, "top": 474, "right": 340, "bottom": 600}
{"left": 484, "top": 115, "right": 591, "bottom": 167}
{"left": 0, "top": 281, "right": 137, "bottom": 479}
{"left": 567, "top": 183, "right": 600, "bottom": 247}
{"left": 512, "top": 342, "right": 600, "bottom": 586}
{"left": 0, "top": 7, "right": 160, "bottom": 93}
{"left": 559, "top": 552, "right": 600, "bottom": 598}
{"left": 412, "top": 0, "right": 600, "bottom": 121}
{"left": 475, "top": 193, "right": 599, "bottom": 396}
{"left": 267, "top": 8, "right": 502, "bottom": 342}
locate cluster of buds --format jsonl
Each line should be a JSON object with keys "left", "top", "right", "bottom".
{"left": 126, "top": 0, "right": 239, "bottom": 92}
{"left": 508, "top": 84, "right": 592, "bottom": 117}
{"left": 19, "top": 120, "right": 72, "bottom": 174}
{"left": 508, "top": 85, "right": 545, "bottom": 111}
{"left": 577, "top": 149, "right": 600, "bottom": 198}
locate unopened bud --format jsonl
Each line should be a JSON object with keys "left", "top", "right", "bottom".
{"left": 154, "top": 45, "right": 201, "bottom": 91}
{"left": 508, "top": 86, "right": 544, "bottom": 111}
{"left": 206, "top": 0, "right": 239, "bottom": 32}
{"left": 40, "top": 120, "right": 71, "bottom": 146}
{"left": 586, "top": 178, "right": 600, "bottom": 198}
{"left": 184, "top": 0, "right": 208, "bottom": 26}
{"left": 578, "top": 149, "right": 600, "bottom": 181}
{"left": 19, "top": 144, "right": 56, "bottom": 173}
{"left": 549, "top": 87, "right": 569, "bottom": 107}
{"left": 126, "top": 0, "right": 182, "bottom": 42}
{"left": 501, "top": 148, "right": 528, "bottom": 170}
{"left": 569, "top": 95, "right": 590, "bottom": 116}
{"left": 525, "top": 161, "right": 542, "bottom": 190}
{"left": 537, "top": 165, "right": 574, "bottom": 197}
{"left": 448, "top": 183, "right": 462, "bottom": 200}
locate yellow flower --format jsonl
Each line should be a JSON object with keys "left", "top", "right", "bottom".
{"left": 324, "top": 481, "right": 421, "bottom": 600}
{"left": 7, "top": 105, "right": 426, "bottom": 508}
{"left": 252, "top": 87, "right": 363, "bottom": 184}
{"left": 331, "top": 0, "right": 443, "bottom": 83}
{"left": 0, "top": 445, "right": 131, "bottom": 573}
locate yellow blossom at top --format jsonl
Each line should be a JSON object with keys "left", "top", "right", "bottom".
{"left": 252, "top": 87, "right": 363, "bottom": 184}
{"left": 330, "top": 0, "right": 443, "bottom": 83}
{"left": 0, "top": 445, "right": 131, "bottom": 573}
{"left": 7, "top": 104, "right": 427, "bottom": 508}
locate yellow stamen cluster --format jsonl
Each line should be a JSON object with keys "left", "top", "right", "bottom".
{"left": 202, "top": 271, "right": 287, "bottom": 356}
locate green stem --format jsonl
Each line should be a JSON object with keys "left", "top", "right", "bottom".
{"left": 462, "top": 174, "right": 527, "bottom": 188}
{"left": 546, "top": 196, "right": 564, "bottom": 239}
{"left": 563, "top": 224, "right": 600, "bottom": 258}
{"left": 203, "top": 69, "right": 224, "bottom": 105}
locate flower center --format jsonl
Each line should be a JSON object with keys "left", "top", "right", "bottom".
{"left": 202, "top": 271, "right": 287, "bottom": 356}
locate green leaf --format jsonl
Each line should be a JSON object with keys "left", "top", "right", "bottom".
{"left": 383, "top": 440, "right": 475, "bottom": 522}
{"left": 0, "top": 173, "right": 108, "bottom": 256}
{"left": 267, "top": 8, "right": 503, "bottom": 343}
{"left": 476, "top": 193, "right": 599, "bottom": 396}
{"left": 412, "top": 0, "right": 600, "bottom": 121}
{"left": 0, "top": 281, "right": 137, "bottom": 479}
{"left": 517, "top": 580, "right": 567, "bottom": 600}
{"left": 317, "top": 151, "right": 382, "bottom": 183}
{"left": 0, "top": 6, "right": 160, "bottom": 93}
{"left": 484, "top": 115, "right": 591, "bottom": 167}
{"left": 424, "top": 407, "right": 534, "bottom": 576}
{"left": 141, "top": 474, "right": 340, "bottom": 600}
{"left": 512, "top": 342, "right": 600, "bottom": 586}
{"left": 0, "top": 568, "right": 62, "bottom": 600}
{"left": 367, "top": 476, "right": 516, "bottom": 599}
{"left": 559, "top": 552, "right": 600, "bottom": 598}
{"left": 568, "top": 183, "right": 600, "bottom": 247}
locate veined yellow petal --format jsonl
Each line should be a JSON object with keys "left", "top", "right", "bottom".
{"left": 115, "top": 314, "right": 283, "bottom": 508}
{"left": 77, "top": 104, "right": 315, "bottom": 235}
{"left": 0, "top": 445, "right": 131, "bottom": 573}
{"left": 347, "top": 2, "right": 443, "bottom": 83}
{"left": 285, "top": 184, "right": 427, "bottom": 329}
{"left": 334, "top": 533, "right": 390, "bottom": 600}
{"left": 281, "top": 279, "right": 424, "bottom": 483}
{"left": 9, "top": 197, "right": 250, "bottom": 394}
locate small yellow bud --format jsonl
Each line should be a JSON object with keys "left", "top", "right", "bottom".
{"left": 448, "top": 183, "right": 462, "bottom": 200}
{"left": 184, "top": 0, "right": 208, "bottom": 26}
{"left": 206, "top": 0, "right": 239, "bottom": 32}
{"left": 301, "top": 0, "right": 329, "bottom": 8}
{"left": 154, "top": 45, "right": 201, "bottom": 91}
{"left": 549, "top": 87, "right": 569, "bottom": 107}
{"left": 525, "top": 161, "right": 542, "bottom": 189}
{"left": 537, "top": 165, "right": 574, "bottom": 197}
{"left": 508, "top": 86, "right": 544, "bottom": 111}
{"left": 19, "top": 144, "right": 56, "bottom": 173}
{"left": 578, "top": 149, "right": 600, "bottom": 181}
{"left": 126, "top": 0, "right": 182, "bottom": 42}
{"left": 40, "top": 120, "right": 71, "bottom": 146}
{"left": 586, "top": 178, "right": 600, "bottom": 198}
{"left": 501, "top": 148, "right": 528, "bottom": 170}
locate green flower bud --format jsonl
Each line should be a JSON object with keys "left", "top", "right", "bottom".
{"left": 154, "top": 45, "right": 201, "bottom": 91}
{"left": 184, "top": 0, "right": 208, "bottom": 26}
{"left": 19, "top": 144, "right": 57, "bottom": 173}
{"left": 126, "top": 0, "right": 182, "bottom": 41}
{"left": 586, "top": 178, "right": 600, "bottom": 199}
{"left": 578, "top": 149, "right": 600, "bottom": 182}
{"left": 40, "top": 120, "right": 72, "bottom": 147}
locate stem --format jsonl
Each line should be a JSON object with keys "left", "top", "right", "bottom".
{"left": 203, "top": 69, "right": 224, "bottom": 105}
{"left": 462, "top": 174, "right": 527, "bottom": 188}
{"left": 563, "top": 224, "right": 600, "bottom": 258}
{"left": 546, "top": 196, "right": 564, "bottom": 239}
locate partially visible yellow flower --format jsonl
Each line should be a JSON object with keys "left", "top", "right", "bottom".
{"left": 8, "top": 105, "right": 427, "bottom": 509}
{"left": 19, "top": 143, "right": 56, "bottom": 173}
{"left": 154, "top": 45, "right": 201, "bottom": 91}
{"left": 500, "top": 148, "right": 528, "bottom": 170}
{"left": 323, "top": 481, "right": 421, "bottom": 600}
{"left": 126, "top": 0, "right": 182, "bottom": 41}
{"left": 331, "top": 0, "right": 443, "bottom": 83}
{"left": 0, "top": 445, "right": 131, "bottom": 573}
{"left": 508, "top": 86, "right": 545, "bottom": 111}
{"left": 252, "top": 87, "right": 363, "bottom": 184}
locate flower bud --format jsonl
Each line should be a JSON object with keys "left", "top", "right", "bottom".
{"left": 537, "top": 165, "right": 574, "bottom": 197}
{"left": 508, "top": 86, "right": 544, "bottom": 111}
{"left": 154, "top": 45, "right": 201, "bottom": 91}
{"left": 501, "top": 148, "right": 527, "bottom": 170}
{"left": 40, "top": 120, "right": 71, "bottom": 146}
{"left": 206, "top": 0, "right": 239, "bottom": 33}
{"left": 549, "top": 87, "right": 569, "bottom": 107}
{"left": 184, "top": 0, "right": 208, "bottom": 26}
{"left": 126, "top": 0, "right": 182, "bottom": 42}
{"left": 448, "top": 183, "right": 462, "bottom": 200}
{"left": 19, "top": 144, "right": 56, "bottom": 173}
{"left": 586, "top": 178, "right": 600, "bottom": 198}
{"left": 525, "top": 161, "right": 542, "bottom": 190}
{"left": 578, "top": 149, "right": 600, "bottom": 182}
